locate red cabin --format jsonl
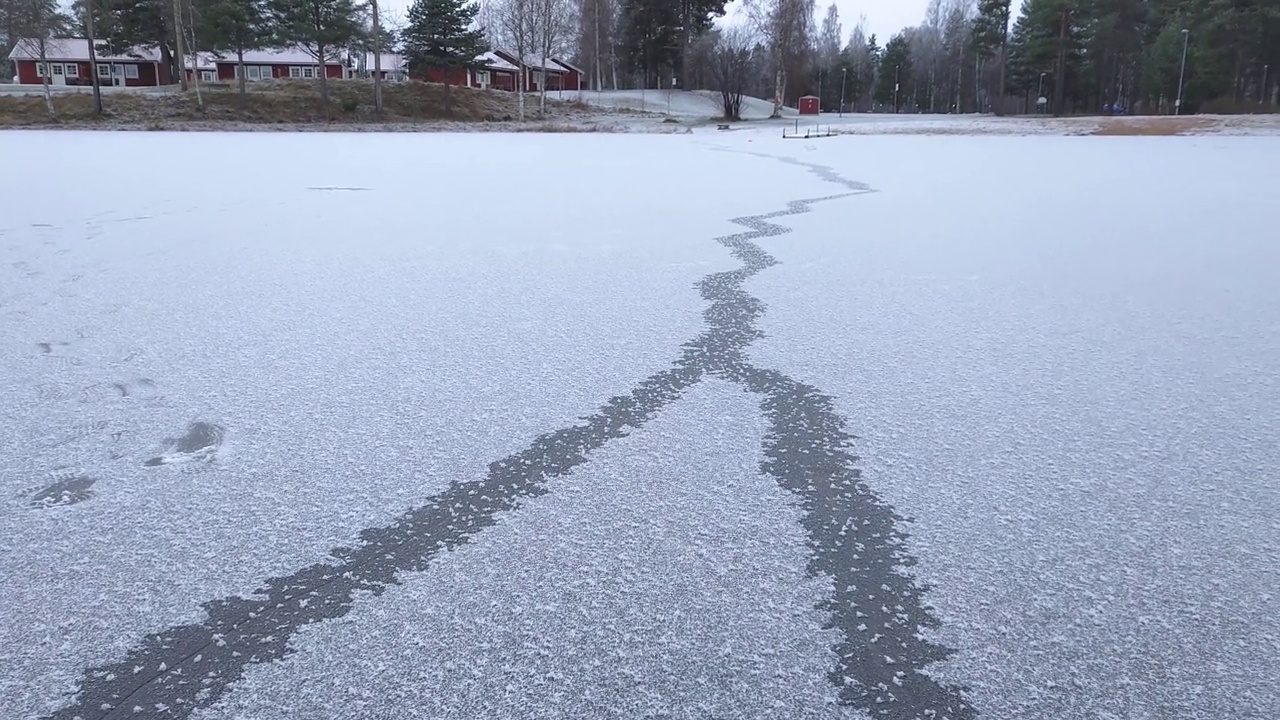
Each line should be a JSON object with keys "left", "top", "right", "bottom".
{"left": 799, "top": 95, "right": 820, "bottom": 115}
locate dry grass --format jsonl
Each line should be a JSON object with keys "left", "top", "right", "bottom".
{"left": 0, "top": 79, "right": 606, "bottom": 128}
{"left": 1088, "top": 117, "right": 1215, "bottom": 136}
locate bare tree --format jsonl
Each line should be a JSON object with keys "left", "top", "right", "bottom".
{"left": 576, "top": 0, "right": 615, "bottom": 91}
{"left": 494, "top": 0, "right": 534, "bottom": 119}
{"left": 370, "top": 0, "right": 382, "bottom": 115}
{"left": 745, "top": 0, "right": 814, "bottom": 117}
{"left": 702, "top": 24, "right": 754, "bottom": 119}
{"left": 10, "top": 0, "right": 68, "bottom": 118}
{"left": 533, "top": 0, "right": 573, "bottom": 112}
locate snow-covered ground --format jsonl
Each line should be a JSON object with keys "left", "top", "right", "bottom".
{"left": 1, "top": 130, "right": 1278, "bottom": 720}
{"left": 580, "top": 88, "right": 797, "bottom": 120}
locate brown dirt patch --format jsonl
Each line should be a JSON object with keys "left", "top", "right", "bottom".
{"left": 1089, "top": 117, "right": 1215, "bottom": 136}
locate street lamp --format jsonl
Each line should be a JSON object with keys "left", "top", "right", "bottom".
{"left": 893, "top": 65, "right": 900, "bottom": 114}
{"left": 839, "top": 67, "right": 847, "bottom": 117}
{"left": 1038, "top": 72, "right": 1047, "bottom": 114}
{"left": 818, "top": 68, "right": 823, "bottom": 113}
{"left": 1176, "top": 28, "right": 1190, "bottom": 115}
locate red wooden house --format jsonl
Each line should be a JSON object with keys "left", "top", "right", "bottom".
{"left": 184, "top": 48, "right": 347, "bottom": 83}
{"left": 417, "top": 52, "right": 519, "bottom": 90}
{"left": 410, "top": 50, "right": 582, "bottom": 94}
{"left": 8, "top": 38, "right": 166, "bottom": 87}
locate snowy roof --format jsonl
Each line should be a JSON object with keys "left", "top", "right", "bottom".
{"left": 550, "top": 57, "right": 582, "bottom": 74}
{"left": 491, "top": 50, "right": 566, "bottom": 73}
{"left": 475, "top": 52, "right": 518, "bottom": 72}
{"left": 184, "top": 53, "right": 218, "bottom": 70}
{"left": 205, "top": 47, "right": 343, "bottom": 66}
{"left": 7, "top": 38, "right": 161, "bottom": 63}
{"left": 364, "top": 52, "right": 406, "bottom": 71}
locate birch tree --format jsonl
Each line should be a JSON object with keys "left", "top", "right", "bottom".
{"left": 494, "top": 0, "right": 533, "bottom": 119}
{"left": 745, "top": 0, "right": 814, "bottom": 116}
{"left": 10, "top": 0, "right": 69, "bottom": 118}
{"left": 576, "top": 0, "right": 616, "bottom": 90}
{"left": 532, "top": 0, "right": 572, "bottom": 112}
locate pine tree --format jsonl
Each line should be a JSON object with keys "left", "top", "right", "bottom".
{"left": 875, "top": 32, "right": 909, "bottom": 111}
{"left": 198, "top": 0, "right": 268, "bottom": 101}
{"left": 269, "top": 0, "right": 366, "bottom": 113}
{"left": 972, "top": 0, "right": 1011, "bottom": 113}
{"left": 401, "top": 0, "right": 485, "bottom": 113}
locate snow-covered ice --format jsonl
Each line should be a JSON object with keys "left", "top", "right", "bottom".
{"left": 2, "top": 128, "right": 1278, "bottom": 720}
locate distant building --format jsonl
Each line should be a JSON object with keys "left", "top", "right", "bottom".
{"left": 183, "top": 48, "right": 347, "bottom": 83}
{"left": 416, "top": 51, "right": 582, "bottom": 93}
{"left": 7, "top": 38, "right": 166, "bottom": 87}
{"left": 355, "top": 52, "right": 408, "bottom": 82}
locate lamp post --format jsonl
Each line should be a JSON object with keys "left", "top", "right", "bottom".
{"left": 839, "top": 67, "right": 847, "bottom": 117}
{"left": 1038, "top": 72, "right": 1047, "bottom": 114}
{"left": 893, "top": 65, "right": 900, "bottom": 113}
{"left": 1176, "top": 28, "right": 1190, "bottom": 115}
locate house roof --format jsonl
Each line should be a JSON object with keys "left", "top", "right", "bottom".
{"left": 550, "top": 57, "right": 582, "bottom": 74}
{"left": 201, "top": 47, "right": 344, "bottom": 66}
{"left": 363, "top": 52, "right": 406, "bottom": 71}
{"left": 184, "top": 53, "right": 218, "bottom": 70}
{"left": 491, "top": 50, "right": 566, "bottom": 73}
{"left": 7, "top": 38, "right": 161, "bottom": 63}
{"left": 475, "top": 51, "right": 519, "bottom": 72}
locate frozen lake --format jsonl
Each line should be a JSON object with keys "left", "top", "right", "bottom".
{"left": 1, "top": 130, "right": 1278, "bottom": 720}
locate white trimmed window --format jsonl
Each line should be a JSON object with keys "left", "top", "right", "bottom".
{"left": 260, "top": 66, "right": 273, "bottom": 79}
{"left": 475, "top": 70, "right": 490, "bottom": 85}
{"left": 201, "top": 70, "right": 215, "bottom": 82}
{"left": 289, "top": 66, "right": 303, "bottom": 78}
{"left": 124, "top": 64, "right": 139, "bottom": 79}
{"left": 65, "top": 63, "right": 78, "bottom": 77}
{"left": 98, "top": 63, "right": 110, "bottom": 78}
{"left": 35, "top": 62, "right": 45, "bottom": 77}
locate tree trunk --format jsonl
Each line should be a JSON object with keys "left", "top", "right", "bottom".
{"left": 172, "top": 0, "right": 188, "bottom": 90}
{"left": 38, "top": 39, "right": 54, "bottom": 119}
{"left": 237, "top": 48, "right": 246, "bottom": 107}
{"left": 995, "top": 29, "right": 1008, "bottom": 115}
{"left": 539, "top": 55, "right": 547, "bottom": 115}
{"left": 318, "top": 42, "right": 330, "bottom": 119}
{"left": 516, "top": 68, "right": 524, "bottom": 119}
{"left": 1053, "top": 4, "right": 1068, "bottom": 116}
{"left": 371, "top": 0, "right": 384, "bottom": 116}
{"left": 85, "top": 7, "right": 103, "bottom": 115}
{"left": 772, "top": 65, "right": 785, "bottom": 117}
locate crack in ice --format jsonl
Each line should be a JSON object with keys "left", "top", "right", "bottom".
{"left": 46, "top": 148, "right": 975, "bottom": 720}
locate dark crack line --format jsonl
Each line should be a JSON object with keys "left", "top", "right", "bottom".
{"left": 45, "top": 149, "right": 974, "bottom": 720}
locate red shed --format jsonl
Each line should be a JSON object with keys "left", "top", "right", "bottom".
{"left": 799, "top": 95, "right": 820, "bottom": 115}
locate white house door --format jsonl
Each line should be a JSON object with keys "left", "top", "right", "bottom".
{"left": 111, "top": 64, "right": 126, "bottom": 86}
{"left": 50, "top": 63, "right": 66, "bottom": 85}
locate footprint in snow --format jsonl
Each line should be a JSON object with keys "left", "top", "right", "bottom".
{"left": 27, "top": 474, "right": 98, "bottom": 509}
{"left": 144, "top": 422, "right": 225, "bottom": 467}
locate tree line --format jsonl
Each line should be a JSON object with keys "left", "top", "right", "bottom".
{"left": 5, "top": 0, "right": 1276, "bottom": 120}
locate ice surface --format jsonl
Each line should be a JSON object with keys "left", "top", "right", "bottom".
{"left": 744, "top": 134, "right": 1280, "bottom": 718}
{"left": 191, "top": 379, "right": 857, "bottom": 720}
{"left": 0, "top": 131, "right": 777, "bottom": 718}
{"left": 2, "top": 129, "right": 1278, "bottom": 720}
